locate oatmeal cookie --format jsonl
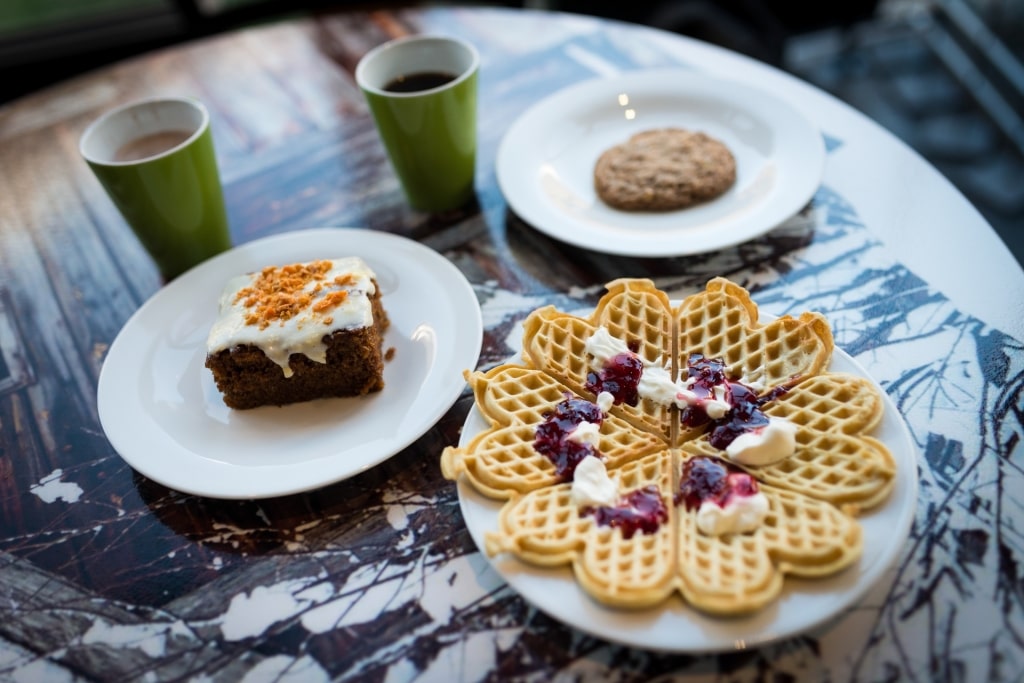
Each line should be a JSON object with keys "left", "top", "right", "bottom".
{"left": 594, "top": 128, "right": 736, "bottom": 211}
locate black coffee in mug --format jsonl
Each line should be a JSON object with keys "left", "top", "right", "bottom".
{"left": 383, "top": 71, "right": 457, "bottom": 93}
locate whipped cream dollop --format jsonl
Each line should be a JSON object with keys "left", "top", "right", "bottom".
{"left": 696, "top": 491, "right": 770, "bottom": 536}
{"left": 583, "top": 326, "right": 635, "bottom": 366}
{"left": 738, "top": 376, "right": 766, "bottom": 393}
{"left": 206, "top": 257, "right": 377, "bottom": 377}
{"left": 725, "top": 417, "right": 797, "bottom": 466}
{"left": 567, "top": 421, "right": 601, "bottom": 446}
{"left": 570, "top": 456, "right": 619, "bottom": 508}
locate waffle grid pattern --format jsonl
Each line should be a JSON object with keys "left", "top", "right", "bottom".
{"left": 441, "top": 365, "right": 667, "bottom": 499}
{"left": 443, "top": 277, "right": 897, "bottom": 615}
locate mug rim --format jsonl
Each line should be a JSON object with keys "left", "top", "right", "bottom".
{"left": 79, "top": 96, "right": 210, "bottom": 167}
{"left": 355, "top": 35, "right": 480, "bottom": 99}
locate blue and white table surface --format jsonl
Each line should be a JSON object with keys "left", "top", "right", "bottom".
{"left": 0, "top": 6, "right": 1021, "bottom": 682}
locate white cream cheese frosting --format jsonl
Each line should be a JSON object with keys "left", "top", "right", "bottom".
{"left": 206, "top": 257, "right": 377, "bottom": 377}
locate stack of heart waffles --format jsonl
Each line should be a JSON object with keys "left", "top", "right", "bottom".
{"left": 441, "top": 277, "right": 897, "bottom": 615}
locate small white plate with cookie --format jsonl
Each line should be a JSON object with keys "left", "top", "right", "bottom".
{"left": 496, "top": 69, "right": 826, "bottom": 256}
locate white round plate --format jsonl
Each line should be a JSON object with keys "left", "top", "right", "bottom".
{"left": 98, "top": 228, "right": 482, "bottom": 499}
{"left": 496, "top": 69, "right": 826, "bottom": 256}
{"left": 456, "top": 345, "right": 917, "bottom": 652}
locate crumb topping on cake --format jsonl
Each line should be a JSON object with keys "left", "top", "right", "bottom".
{"left": 206, "top": 257, "right": 377, "bottom": 376}
{"left": 235, "top": 261, "right": 357, "bottom": 329}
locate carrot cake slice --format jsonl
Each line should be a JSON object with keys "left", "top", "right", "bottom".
{"left": 205, "top": 257, "right": 388, "bottom": 409}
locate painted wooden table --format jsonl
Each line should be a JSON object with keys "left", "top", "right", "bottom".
{"left": 1, "top": 5, "right": 1022, "bottom": 681}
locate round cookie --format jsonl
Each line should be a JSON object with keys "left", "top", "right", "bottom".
{"left": 594, "top": 128, "right": 737, "bottom": 212}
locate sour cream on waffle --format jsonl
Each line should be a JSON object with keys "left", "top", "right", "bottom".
{"left": 696, "top": 491, "right": 770, "bottom": 536}
{"left": 726, "top": 418, "right": 797, "bottom": 466}
{"left": 571, "top": 456, "right": 619, "bottom": 508}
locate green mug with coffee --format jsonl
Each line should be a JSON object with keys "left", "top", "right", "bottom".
{"left": 80, "top": 97, "right": 232, "bottom": 281}
{"left": 356, "top": 35, "right": 479, "bottom": 213}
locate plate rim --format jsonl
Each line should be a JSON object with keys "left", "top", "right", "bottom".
{"left": 97, "top": 227, "right": 482, "bottom": 499}
{"left": 454, "top": 331, "right": 918, "bottom": 653}
{"left": 496, "top": 68, "right": 827, "bottom": 257}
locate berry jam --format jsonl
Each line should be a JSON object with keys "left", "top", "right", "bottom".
{"left": 585, "top": 352, "right": 643, "bottom": 406}
{"left": 675, "top": 456, "right": 760, "bottom": 511}
{"left": 583, "top": 485, "right": 668, "bottom": 538}
{"left": 533, "top": 393, "right": 606, "bottom": 479}
{"left": 679, "top": 353, "right": 789, "bottom": 449}
{"left": 679, "top": 354, "right": 728, "bottom": 429}
{"left": 707, "top": 382, "right": 768, "bottom": 449}
{"left": 687, "top": 354, "right": 728, "bottom": 394}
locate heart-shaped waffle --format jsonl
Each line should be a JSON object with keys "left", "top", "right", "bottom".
{"left": 759, "top": 372, "right": 895, "bottom": 510}
{"left": 675, "top": 277, "right": 834, "bottom": 392}
{"left": 521, "top": 278, "right": 675, "bottom": 442}
{"left": 481, "top": 449, "right": 863, "bottom": 614}
{"left": 674, "top": 453, "right": 863, "bottom": 615}
{"left": 444, "top": 277, "right": 897, "bottom": 616}
{"left": 485, "top": 450, "right": 677, "bottom": 608}
{"left": 441, "top": 365, "right": 667, "bottom": 499}
{"left": 678, "top": 372, "right": 896, "bottom": 512}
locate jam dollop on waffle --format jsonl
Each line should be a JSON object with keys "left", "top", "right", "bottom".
{"left": 533, "top": 393, "right": 606, "bottom": 479}
{"left": 583, "top": 485, "right": 669, "bottom": 539}
{"left": 442, "top": 277, "right": 898, "bottom": 615}
{"left": 586, "top": 350, "right": 643, "bottom": 406}
{"left": 676, "top": 456, "right": 758, "bottom": 510}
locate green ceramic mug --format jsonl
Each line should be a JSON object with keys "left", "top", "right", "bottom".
{"left": 79, "top": 97, "right": 232, "bottom": 281}
{"left": 356, "top": 35, "right": 479, "bottom": 213}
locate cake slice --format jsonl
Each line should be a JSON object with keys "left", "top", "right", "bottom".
{"left": 205, "top": 257, "right": 389, "bottom": 409}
